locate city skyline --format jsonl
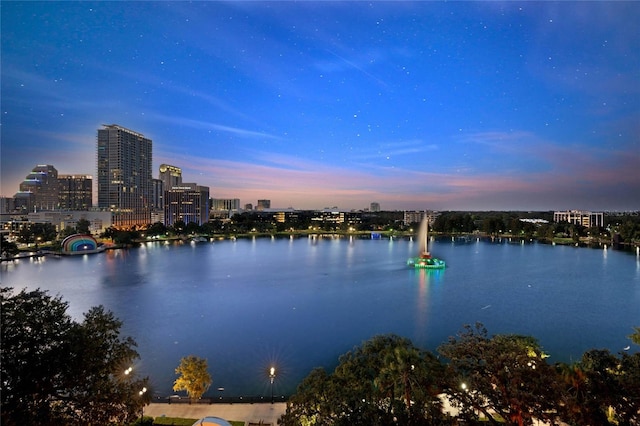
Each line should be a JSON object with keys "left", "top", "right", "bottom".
{"left": 2, "top": 2, "right": 639, "bottom": 211}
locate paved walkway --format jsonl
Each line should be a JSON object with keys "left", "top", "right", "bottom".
{"left": 144, "top": 402, "right": 286, "bottom": 425}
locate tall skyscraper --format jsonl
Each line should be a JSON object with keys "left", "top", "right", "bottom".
{"left": 97, "top": 124, "right": 152, "bottom": 228}
{"left": 58, "top": 175, "right": 92, "bottom": 210}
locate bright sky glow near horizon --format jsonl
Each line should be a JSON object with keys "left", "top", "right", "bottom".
{"left": 2, "top": 1, "right": 639, "bottom": 211}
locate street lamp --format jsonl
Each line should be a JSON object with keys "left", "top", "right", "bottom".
{"left": 139, "top": 386, "right": 147, "bottom": 421}
{"left": 269, "top": 367, "right": 276, "bottom": 404}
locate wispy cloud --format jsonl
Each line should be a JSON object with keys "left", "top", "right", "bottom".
{"left": 145, "top": 113, "right": 282, "bottom": 141}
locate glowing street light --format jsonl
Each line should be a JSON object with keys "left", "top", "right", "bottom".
{"left": 269, "top": 366, "right": 276, "bottom": 404}
{"left": 139, "top": 386, "right": 148, "bottom": 421}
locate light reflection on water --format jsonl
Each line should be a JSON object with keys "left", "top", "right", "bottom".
{"left": 1, "top": 237, "right": 639, "bottom": 398}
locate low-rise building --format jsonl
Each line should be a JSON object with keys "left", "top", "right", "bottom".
{"left": 553, "top": 210, "right": 604, "bottom": 228}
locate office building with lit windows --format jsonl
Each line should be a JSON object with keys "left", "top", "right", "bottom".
{"left": 164, "top": 183, "right": 210, "bottom": 226}
{"left": 553, "top": 210, "right": 604, "bottom": 228}
{"left": 58, "top": 175, "right": 92, "bottom": 210}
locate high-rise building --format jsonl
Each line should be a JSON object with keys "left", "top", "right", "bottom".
{"left": 370, "top": 202, "right": 381, "bottom": 212}
{"left": 164, "top": 183, "right": 210, "bottom": 226}
{"left": 58, "top": 175, "right": 92, "bottom": 210}
{"left": 257, "top": 199, "right": 271, "bottom": 210}
{"left": 159, "top": 164, "right": 182, "bottom": 190}
{"left": 97, "top": 124, "right": 152, "bottom": 228}
{"left": 16, "top": 165, "right": 60, "bottom": 212}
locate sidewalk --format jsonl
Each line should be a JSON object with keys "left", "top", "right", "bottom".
{"left": 144, "top": 402, "right": 286, "bottom": 425}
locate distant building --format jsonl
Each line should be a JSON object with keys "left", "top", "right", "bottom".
{"left": 97, "top": 124, "right": 152, "bottom": 228}
{"left": 0, "top": 197, "right": 15, "bottom": 214}
{"left": 403, "top": 210, "right": 438, "bottom": 226}
{"left": 554, "top": 210, "right": 604, "bottom": 228}
{"left": 210, "top": 198, "right": 240, "bottom": 219}
{"left": 151, "top": 178, "right": 165, "bottom": 224}
{"left": 58, "top": 175, "right": 92, "bottom": 210}
{"left": 370, "top": 202, "right": 381, "bottom": 212}
{"left": 164, "top": 183, "right": 210, "bottom": 226}
{"left": 211, "top": 198, "right": 241, "bottom": 211}
{"left": 16, "top": 165, "right": 60, "bottom": 212}
{"left": 244, "top": 203, "right": 253, "bottom": 211}
{"left": 257, "top": 199, "right": 271, "bottom": 210}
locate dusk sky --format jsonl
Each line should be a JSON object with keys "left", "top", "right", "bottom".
{"left": 2, "top": 1, "right": 639, "bottom": 211}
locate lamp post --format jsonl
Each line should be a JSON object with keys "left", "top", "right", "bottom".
{"left": 269, "top": 367, "right": 276, "bottom": 404}
{"left": 139, "top": 386, "right": 147, "bottom": 422}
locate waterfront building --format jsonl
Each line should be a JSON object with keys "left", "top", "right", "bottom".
{"left": 97, "top": 124, "right": 152, "bottom": 228}
{"left": 554, "top": 210, "right": 604, "bottom": 228}
{"left": 403, "top": 210, "right": 438, "bottom": 226}
{"left": 16, "top": 165, "right": 60, "bottom": 212}
{"left": 164, "top": 183, "right": 210, "bottom": 226}
{"left": 58, "top": 175, "right": 92, "bottom": 210}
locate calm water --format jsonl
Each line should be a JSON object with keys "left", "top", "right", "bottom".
{"left": 2, "top": 236, "right": 639, "bottom": 399}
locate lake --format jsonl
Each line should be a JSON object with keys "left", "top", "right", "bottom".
{"left": 2, "top": 236, "right": 639, "bottom": 399}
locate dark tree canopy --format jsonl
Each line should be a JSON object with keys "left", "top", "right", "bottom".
{"left": 280, "top": 334, "right": 447, "bottom": 426}
{"left": 438, "top": 323, "right": 561, "bottom": 426}
{"left": 1, "top": 287, "right": 149, "bottom": 426}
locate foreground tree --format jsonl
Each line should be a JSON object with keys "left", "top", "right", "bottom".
{"left": 0, "top": 235, "right": 19, "bottom": 258}
{"left": 173, "top": 355, "right": 212, "bottom": 401}
{"left": 280, "top": 334, "right": 447, "bottom": 426}
{"left": 1, "top": 287, "right": 148, "bottom": 426}
{"left": 557, "top": 332, "right": 640, "bottom": 426}
{"left": 438, "top": 323, "right": 561, "bottom": 426}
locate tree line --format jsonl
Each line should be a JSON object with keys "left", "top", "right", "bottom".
{"left": 5, "top": 211, "right": 640, "bottom": 251}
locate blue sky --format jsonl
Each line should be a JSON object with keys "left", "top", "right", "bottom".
{"left": 2, "top": 1, "right": 639, "bottom": 211}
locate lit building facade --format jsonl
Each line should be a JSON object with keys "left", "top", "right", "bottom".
{"left": 159, "top": 164, "right": 182, "bottom": 190}
{"left": 97, "top": 124, "right": 152, "bottom": 228}
{"left": 553, "top": 210, "right": 604, "bottom": 228}
{"left": 58, "top": 175, "right": 92, "bottom": 210}
{"left": 211, "top": 198, "right": 240, "bottom": 211}
{"left": 16, "top": 165, "right": 60, "bottom": 212}
{"left": 164, "top": 183, "right": 210, "bottom": 226}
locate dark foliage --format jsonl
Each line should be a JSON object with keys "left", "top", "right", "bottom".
{"left": 1, "top": 287, "right": 149, "bottom": 426}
